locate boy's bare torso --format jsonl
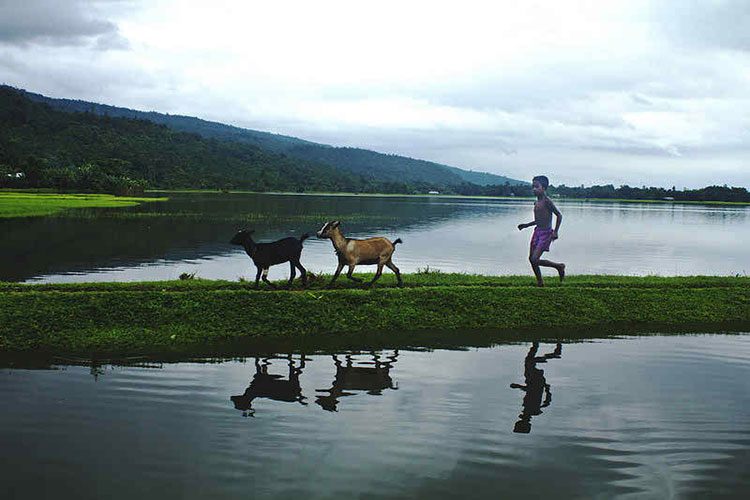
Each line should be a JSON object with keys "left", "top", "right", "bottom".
{"left": 533, "top": 197, "right": 554, "bottom": 230}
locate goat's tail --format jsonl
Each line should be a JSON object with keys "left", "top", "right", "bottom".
{"left": 299, "top": 232, "right": 312, "bottom": 244}
{"left": 393, "top": 238, "right": 403, "bottom": 246}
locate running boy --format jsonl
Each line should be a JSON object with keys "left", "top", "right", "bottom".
{"left": 517, "top": 175, "right": 565, "bottom": 286}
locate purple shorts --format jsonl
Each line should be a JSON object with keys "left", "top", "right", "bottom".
{"left": 531, "top": 228, "right": 554, "bottom": 253}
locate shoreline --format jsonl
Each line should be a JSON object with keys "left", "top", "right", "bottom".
{"left": 2, "top": 274, "right": 748, "bottom": 355}
{"left": 146, "top": 189, "right": 750, "bottom": 206}
{"left": 2, "top": 189, "right": 748, "bottom": 215}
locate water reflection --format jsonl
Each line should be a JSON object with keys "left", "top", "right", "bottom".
{"left": 315, "top": 350, "right": 400, "bottom": 412}
{"left": 510, "top": 342, "right": 562, "bottom": 434}
{"left": 230, "top": 355, "right": 307, "bottom": 416}
{"left": 2, "top": 336, "right": 750, "bottom": 498}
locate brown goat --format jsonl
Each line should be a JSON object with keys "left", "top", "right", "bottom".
{"left": 317, "top": 220, "right": 402, "bottom": 287}
{"left": 315, "top": 351, "right": 399, "bottom": 412}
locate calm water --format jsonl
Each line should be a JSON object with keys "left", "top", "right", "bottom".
{"left": 1, "top": 193, "right": 748, "bottom": 283}
{"left": 1, "top": 334, "right": 749, "bottom": 499}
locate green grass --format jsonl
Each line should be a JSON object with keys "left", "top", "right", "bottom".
{"left": 2, "top": 273, "right": 747, "bottom": 293}
{"left": 1, "top": 274, "right": 748, "bottom": 355}
{"left": 0, "top": 191, "right": 168, "bottom": 218}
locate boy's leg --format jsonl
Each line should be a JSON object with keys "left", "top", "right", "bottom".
{"left": 536, "top": 256, "right": 565, "bottom": 282}
{"left": 529, "top": 243, "right": 544, "bottom": 286}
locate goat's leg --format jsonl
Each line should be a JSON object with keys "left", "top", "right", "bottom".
{"left": 261, "top": 268, "right": 278, "bottom": 289}
{"left": 385, "top": 259, "right": 403, "bottom": 286}
{"left": 328, "top": 263, "right": 345, "bottom": 287}
{"left": 287, "top": 261, "right": 296, "bottom": 289}
{"left": 293, "top": 258, "right": 308, "bottom": 286}
{"left": 254, "top": 266, "right": 263, "bottom": 288}
{"left": 367, "top": 263, "right": 385, "bottom": 287}
{"left": 346, "top": 265, "right": 362, "bottom": 282}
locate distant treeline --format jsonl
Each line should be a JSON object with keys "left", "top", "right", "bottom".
{"left": 549, "top": 184, "right": 750, "bottom": 203}
{"left": 449, "top": 181, "right": 750, "bottom": 202}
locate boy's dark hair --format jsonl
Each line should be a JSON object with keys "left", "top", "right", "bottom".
{"left": 532, "top": 175, "right": 549, "bottom": 189}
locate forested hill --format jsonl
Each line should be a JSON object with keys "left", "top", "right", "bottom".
{"left": 10, "top": 86, "right": 523, "bottom": 186}
{"left": 0, "top": 86, "right": 429, "bottom": 193}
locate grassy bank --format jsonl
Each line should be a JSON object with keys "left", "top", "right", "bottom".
{"left": 0, "top": 191, "right": 167, "bottom": 218}
{"left": 1, "top": 274, "right": 748, "bottom": 355}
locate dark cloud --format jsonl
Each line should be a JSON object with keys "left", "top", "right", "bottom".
{"left": 0, "top": 0, "right": 130, "bottom": 49}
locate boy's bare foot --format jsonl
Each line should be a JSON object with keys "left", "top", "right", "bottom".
{"left": 558, "top": 263, "right": 566, "bottom": 282}
{"left": 535, "top": 282, "right": 545, "bottom": 287}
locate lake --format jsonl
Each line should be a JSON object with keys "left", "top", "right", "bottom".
{"left": 1, "top": 192, "right": 749, "bottom": 283}
{"left": 2, "top": 334, "right": 749, "bottom": 499}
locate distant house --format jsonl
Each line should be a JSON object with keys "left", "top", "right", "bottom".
{"left": 5, "top": 172, "right": 24, "bottom": 179}
{"left": 428, "top": 190, "right": 440, "bottom": 195}
{"left": 663, "top": 196, "right": 675, "bottom": 201}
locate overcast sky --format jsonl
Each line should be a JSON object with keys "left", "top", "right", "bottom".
{"left": 1, "top": 0, "right": 749, "bottom": 188}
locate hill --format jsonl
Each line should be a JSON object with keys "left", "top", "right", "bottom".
{"left": 10, "top": 86, "right": 524, "bottom": 187}
{"left": 0, "top": 86, "right": 418, "bottom": 194}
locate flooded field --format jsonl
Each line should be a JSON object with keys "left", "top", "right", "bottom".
{"left": 1, "top": 192, "right": 748, "bottom": 283}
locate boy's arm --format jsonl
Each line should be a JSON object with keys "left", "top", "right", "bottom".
{"left": 548, "top": 199, "right": 562, "bottom": 238}
{"left": 517, "top": 221, "right": 537, "bottom": 231}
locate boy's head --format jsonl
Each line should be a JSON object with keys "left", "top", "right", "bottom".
{"left": 532, "top": 175, "right": 549, "bottom": 195}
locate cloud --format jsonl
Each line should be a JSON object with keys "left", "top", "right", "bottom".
{"left": 0, "top": 0, "right": 131, "bottom": 49}
{"left": 654, "top": 0, "right": 750, "bottom": 52}
{"left": 1, "top": 0, "right": 749, "bottom": 188}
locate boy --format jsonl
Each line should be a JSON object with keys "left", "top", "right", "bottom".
{"left": 517, "top": 175, "right": 565, "bottom": 286}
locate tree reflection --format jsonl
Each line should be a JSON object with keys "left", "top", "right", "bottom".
{"left": 230, "top": 354, "right": 307, "bottom": 417}
{"left": 510, "top": 342, "right": 562, "bottom": 433}
{"left": 315, "top": 350, "right": 399, "bottom": 412}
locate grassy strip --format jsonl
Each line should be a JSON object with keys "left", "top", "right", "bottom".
{"left": 0, "top": 191, "right": 168, "bottom": 218}
{"left": 3, "top": 273, "right": 748, "bottom": 293}
{"left": 1, "top": 274, "right": 748, "bottom": 354}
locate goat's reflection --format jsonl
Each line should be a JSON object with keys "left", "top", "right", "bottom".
{"left": 230, "top": 354, "right": 307, "bottom": 417}
{"left": 510, "top": 342, "right": 562, "bottom": 433}
{"left": 316, "top": 350, "right": 399, "bottom": 411}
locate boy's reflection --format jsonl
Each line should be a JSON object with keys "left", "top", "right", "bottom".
{"left": 230, "top": 354, "right": 307, "bottom": 416}
{"left": 510, "top": 342, "right": 562, "bottom": 433}
{"left": 315, "top": 350, "right": 399, "bottom": 411}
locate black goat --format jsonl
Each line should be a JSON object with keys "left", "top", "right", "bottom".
{"left": 230, "top": 229, "right": 310, "bottom": 288}
{"left": 230, "top": 356, "right": 307, "bottom": 417}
